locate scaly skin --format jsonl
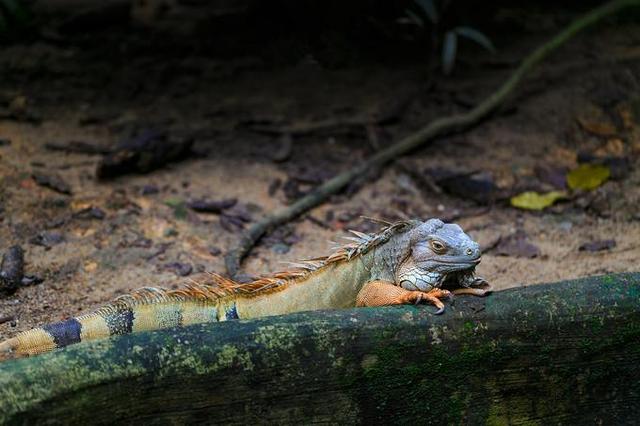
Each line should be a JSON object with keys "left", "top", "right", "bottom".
{"left": 0, "top": 218, "right": 490, "bottom": 359}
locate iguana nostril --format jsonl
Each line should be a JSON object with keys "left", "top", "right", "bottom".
{"left": 466, "top": 248, "right": 473, "bottom": 256}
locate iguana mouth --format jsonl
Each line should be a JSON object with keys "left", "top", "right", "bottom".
{"left": 435, "top": 257, "right": 481, "bottom": 267}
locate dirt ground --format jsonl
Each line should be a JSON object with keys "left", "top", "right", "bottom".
{"left": 1, "top": 7, "right": 639, "bottom": 340}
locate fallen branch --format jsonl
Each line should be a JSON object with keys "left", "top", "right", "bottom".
{"left": 225, "top": 0, "right": 640, "bottom": 278}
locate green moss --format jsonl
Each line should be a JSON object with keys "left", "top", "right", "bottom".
{"left": 214, "top": 344, "right": 255, "bottom": 371}
{"left": 254, "top": 325, "right": 298, "bottom": 351}
{"left": 1, "top": 273, "right": 639, "bottom": 424}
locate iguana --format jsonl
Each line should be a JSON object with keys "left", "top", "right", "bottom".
{"left": 0, "top": 218, "right": 490, "bottom": 358}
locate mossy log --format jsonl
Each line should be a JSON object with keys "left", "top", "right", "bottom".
{"left": 1, "top": 273, "right": 639, "bottom": 424}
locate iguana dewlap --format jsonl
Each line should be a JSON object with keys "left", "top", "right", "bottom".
{"left": 0, "top": 218, "right": 490, "bottom": 358}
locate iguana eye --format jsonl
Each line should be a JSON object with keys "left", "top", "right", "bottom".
{"left": 430, "top": 240, "right": 446, "bottom": 253}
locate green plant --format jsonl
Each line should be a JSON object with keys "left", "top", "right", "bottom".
{"left": 404, "top": 0, "right": 495, "bottom": 74}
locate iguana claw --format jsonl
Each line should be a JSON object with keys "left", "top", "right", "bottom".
{"left": 421, "top": 288, "right": 451, "bottom": 314}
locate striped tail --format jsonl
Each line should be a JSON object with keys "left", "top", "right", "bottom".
{"left": 0, "top": 284, "right": 240, "bottom": 359}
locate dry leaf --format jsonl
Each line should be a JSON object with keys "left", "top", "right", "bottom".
{"left": 84, "top": 260, "right": 98, "bottom": 273}
{"left": 567, "top": 164, "right": 610, "bottom": 191}
{"left": 594, "top": 138, "right": 625, "bottom": 157}
{"left": 546, "top": 147, "right": 578, "bottom": 169}
{"left": 576, "top": 105, "right": 618, "bottom": 137}
{"left": 510, "top": 191, "right": 566, "bottom": 210}
{"left": 577, "top": 118, "right": 617, "bottom": 137}
{"left": 616, "top": 103, "right": 635, "bottom": 129}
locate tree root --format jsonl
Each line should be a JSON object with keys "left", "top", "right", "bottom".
{"left": 225, "top": 0, "right": 640, "bottom": 278}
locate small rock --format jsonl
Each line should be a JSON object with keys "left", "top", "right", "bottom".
{"left": 268, "top": 178, "right": 282, "bottom": 197}
{"left": 282, "top": 178, "right": 306, "bottom": 201}
{"left": 30, "top": 231, "right": 65, "bottom": 249}
{"left": 579, "top": 239, "right": 616, "bottom": 252}
{"left": 271, "top": 243, "right": 290, "bottom": 254}
{"left": 427, "top": 169, "right": 500, "bottom": 205}
{"left": 558, "top": 221, "right": 573, "bottom": 232}
{"left": 74, "top": 206, "right": 106, "bottom": 220}
{"left": 21, "top": 275, "right": 44, "bottom": 286}
{"left": 32, "top": 173, "right": 72, "bottom": 195}
{"left": 128, "top": 236, "right": 153, "bottom": 248}
{"left": 493, "top": 231, "right": 540, "bottom": 258}
{"left": 164, "top": 262, "right": 193, "bottom": 277}
{"left": 605, "top": 157, "right": 631, "bottom": 180}
{"left": 141, "top": 184, "right": 159, "bottom": 195}
{"left": 208, "top": 246, "right": 222, "bottom": 256}
{"left": 325, "top": 210, "right": 335, "bottom": 222}
{"left": 164, "top": 228, "right": 178, "bottom": 238}
{"left": 144, "top": 243, "right": 171, "bottom": 261}
{"left": 534, "top": 165, "right": 567, "bottom": 190}
{"left": 0, "top": 246, "right": 24, "bottom": 293}
{"left": 96, "top": 130, "right": 193, "bottom": 179}
{"left": 0, "top": 315, "right": 15, "bottom": 325}
{"left": 271, "top": 133, "right": 293, "bottom": 162}
{"left": 187, "top": 198, "right": 237, "bottom": 214}
{"left": 337, "top": 211, "right": 356, "bottom": 222}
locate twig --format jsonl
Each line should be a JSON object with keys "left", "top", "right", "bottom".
{"left": 225, "top": 0, "right": 640, "bottom": 278}
{"left": 395, "top": 161, "right": 442, "bottom": 195}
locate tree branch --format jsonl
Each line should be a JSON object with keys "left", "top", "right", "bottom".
{"left": 1, "top": 274, "right": 639, "bottom": 424}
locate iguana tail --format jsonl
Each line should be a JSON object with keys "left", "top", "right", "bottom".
{"left": 0, "top": 281, "right": 240, "bottom": 359}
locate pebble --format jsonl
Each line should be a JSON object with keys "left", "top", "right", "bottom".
{"left": 558, "top": 221, "right": 573, "bottom": 232}
{"left": 271, "top": 243, "right": 290, "bottom": 254}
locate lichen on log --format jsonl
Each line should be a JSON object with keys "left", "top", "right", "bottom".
{"left": 0, "top": 273, "right": 639, "bottom": 424}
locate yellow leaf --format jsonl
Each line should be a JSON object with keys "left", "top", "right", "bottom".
{"left": 567, "top": 164, "right": 610, "bottom": 190}
{"left": 510, "top": 191, "right": 567, "bottom": 210}
{"left": 577, "top": 118, "right": 617, "bottom": 137}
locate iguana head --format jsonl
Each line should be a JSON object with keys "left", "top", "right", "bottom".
{"left": 396, "top": 219, "right": 481, "bottom": 291}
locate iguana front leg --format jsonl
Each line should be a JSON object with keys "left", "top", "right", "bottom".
{"left": 452, "top": 275, "right": 492, "bottom": 297}
{"left": 356, "top": 280, "right": 451, "bottom": 314}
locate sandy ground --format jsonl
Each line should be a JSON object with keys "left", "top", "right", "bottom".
{"left": 0, "top": 17, "right": 639, "bottom": 340}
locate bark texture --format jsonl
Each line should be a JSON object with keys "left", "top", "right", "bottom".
{"left": 0, "top": 273, "right": 639, "bottom": 424}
